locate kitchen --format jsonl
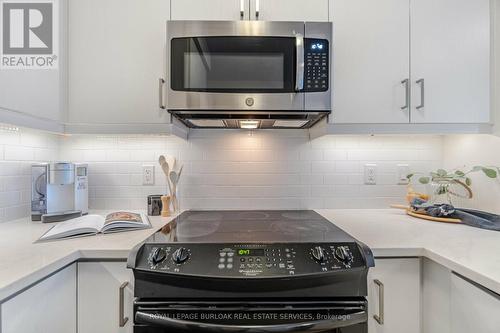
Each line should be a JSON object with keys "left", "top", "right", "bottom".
{"left": 1, "top": 0, "right": 500, "bottom": 332}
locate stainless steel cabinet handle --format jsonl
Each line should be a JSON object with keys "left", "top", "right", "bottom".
{"left": 255, "top": 0, "right": 260, "bottom": 19}
{"left": 401, "top": 78, "right": 409, "bottom": 110}
{"left": 158, "top": 78, "right": 165, "bottom": 109}
{"left": 295, "top": 33, "right": 304, "bottom": 91}
{"left": 240, "top": 0, "right": 245, "bottom": 19}
{"left": 373, "top": 279, "right": 384, "bottom": 325}
{"left": 119, "top": 281, "right": 129, "bottom": 327}
{"left": 416, "top": 78, "right": 425, "bottom": 109}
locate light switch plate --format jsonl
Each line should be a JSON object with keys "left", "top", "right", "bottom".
{"left": 364, "top": 164, "right": 377, "bottom": 185}
{"left": 397, "top": 164, "right": 410, "bottom": 185}
{"left": 142, "top": 165, "right": 154, "bottom": 185}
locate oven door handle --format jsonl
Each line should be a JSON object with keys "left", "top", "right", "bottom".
{"left": 135, "top": 310, "right": 367, "bottom": 332}
{"left": 295, "top": 33, "right": 304, "bottom": 92}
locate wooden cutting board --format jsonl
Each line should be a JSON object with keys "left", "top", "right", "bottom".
{"left": 391, "top": 204, "right": 462, "bottom": 224}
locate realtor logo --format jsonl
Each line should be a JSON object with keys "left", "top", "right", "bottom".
{"left": 1, "top": 0, "right": 58, "bottom": 69}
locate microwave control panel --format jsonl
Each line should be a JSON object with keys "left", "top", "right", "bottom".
{"left": 303, "top": 39, "right": 329, "bottom": 92}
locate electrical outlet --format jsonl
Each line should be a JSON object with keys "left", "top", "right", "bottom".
{"left": 397, "top": 164, "right": 410, "bottom": 185}
{"left": 364, "top": 164, "right": 377, "bottom": 185}
{"left": 142, "top": 165, "right": 154, "bottom": 185}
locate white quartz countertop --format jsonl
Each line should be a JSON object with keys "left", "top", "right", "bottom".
{"left": 1, "top": 209, "right": 500, "bottom": 302}
{"left": 0, "top": 212, "right": 177, "bottom": 302}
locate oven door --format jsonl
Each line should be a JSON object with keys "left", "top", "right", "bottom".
{"left": 166, "top": 21, "right": 306, "bottom": 111}
{"left": 134, "top": 299, "right": 367, "bottom": 333}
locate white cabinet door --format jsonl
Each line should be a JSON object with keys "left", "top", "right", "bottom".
{"left": 0, "top": 0, "right": 67, "bottom": 124}
{"left": 367, "top": 258, "right": 420, "bottom": 333}
{"left": 450, "top": 273, "right": 500, "bottom": 333}
{"left": 68, "top": 0, "right": 170, "bottom": 125}
{"left": 1, "top": 264, "right": 76, "bottom": 333}
{"left": 78, "top": 262, "right": 134, "bottom": 333}
{"left": 422, "top": 258, "right": 451, "bottom": 333}
{"left": 410, "top": 0, "right": 490, "bottom": 123}
{"left": 171, "top": 0, "right": 248, "bottom": 20}
{"left": 331, "top": 0, "right": 410, "bottom": 124}
{"left": 250, "top": 0, "right": 329, "bottom": 21}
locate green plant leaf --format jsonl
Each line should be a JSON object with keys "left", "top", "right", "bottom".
{"left": 419, "top": 176, "right": 430, "bottom": 184}
{"left": 406, "top": 173, "right": 414, "bottom": 180}
{"left": 454, "top": 170, "right": 465, "bottom": 177}
{"left": 437, "top": 169, "right": 447, "bottom": 177}
{"left": 466, "top": 177, "right": 472, "bottom": 186}
{"left": 482, "top": 168, "right": 498, "bottom": 178}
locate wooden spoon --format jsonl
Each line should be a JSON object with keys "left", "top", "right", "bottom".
{"left": 158, "top": 155, "right": 172, "bottom": 195}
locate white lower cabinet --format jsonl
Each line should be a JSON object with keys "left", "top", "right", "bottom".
{"left": 78, "top": 261, "right": 134, "bottom": 333}
{"left": 367, "top": 258, "right": 421, "bottom": 333}
{"left": 450, "top": 273, "right": 500, "bottom": 333}
{"left": 1, "top": 264, "right": 77, "bottom": 333}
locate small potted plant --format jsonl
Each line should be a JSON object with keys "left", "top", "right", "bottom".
{"left": 407, "top": 166, "right": 499, "bottom": 206}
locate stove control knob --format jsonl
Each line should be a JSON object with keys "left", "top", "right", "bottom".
{"left": 151, "top": 247, "right": 166, "bottom": 265}
{"left": 311, "top": 246, "right": 325, "bottom": 263}
{"left": 335, "top": 246, "right": 353, "bottom": 265}
{"left": 172, "top": 247, "right": 190, "bottom": 264}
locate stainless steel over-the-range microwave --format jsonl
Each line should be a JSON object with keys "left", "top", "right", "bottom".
{"left": 164, "top": 21, "right": 332, "bottom": 129}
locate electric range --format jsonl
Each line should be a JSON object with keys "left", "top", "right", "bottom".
{"left": 128, "top": 210, "right": 374, "bottom": 333}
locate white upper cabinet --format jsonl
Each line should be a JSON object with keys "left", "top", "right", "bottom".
{"left": 331, "top": 0, "right": 491, "bottom": 126}
{"left": 68, "top": 0, "right": 170, "bottom": 126}
{"left": 171, "top": 0, "right": 329, "bottom": 22}
{"left": 332, "top": 0, "right": 410, "bottom": 124}
{"left": 171, "top": 0, "right": 249, "bottom": 20}
{"left": 410, "top": 0, "right": 490, "bottom": 123}
{"left": 0, "top": 0, "right": 67, "bottom": 125}
{"left": 250, "top": 0, "right": 329, "bottom": 21}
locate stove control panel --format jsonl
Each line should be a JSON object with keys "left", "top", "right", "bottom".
{"left": 139, "top": 243, "right": 366, "bottom": 278}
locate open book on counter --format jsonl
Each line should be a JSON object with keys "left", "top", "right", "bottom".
{"left": 38, "top": 212, "right": 151, "bottom": 242}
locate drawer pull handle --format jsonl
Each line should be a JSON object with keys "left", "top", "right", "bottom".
{"left": 416, "top": 78, "right": 425, "bottom": 109}
{"left": 119, "top": 281, "right": 129, "bottom": 327}
{"left": 401, "top": 78, "right": 409, "bottom": 110}
{"left": 373, "top": 279, "right": 384, "bottom": 325}
{"left": 240, "top": 0, "right": 245, "bottom": 19}
{"left": 158, "top": 78, "right": 166, "bottom": 109}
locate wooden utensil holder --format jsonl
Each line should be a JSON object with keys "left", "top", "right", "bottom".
{"left": 161, "top": 196, "right": 171, "bottom": 217}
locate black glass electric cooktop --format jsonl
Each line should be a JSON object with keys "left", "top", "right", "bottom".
{"left": 144, "top": 210, "right": 359, "bottom": 243}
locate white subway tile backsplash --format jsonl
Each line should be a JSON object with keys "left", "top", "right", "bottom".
{"left": 0, "top": 127, "right": 60, "bottom": 222}
{"left": 4, "top": 146, "right": 34, "bottom": 161}
{"left": 0, "top": 131, "right": 20, "bottom": 145}
{"left": 105, "top": 147, "right": 131, "bottom": 162}
{"left": 0, "top": 127, "right": 443, "bottom": 220}
{"left": 311, "top": 161, "right": 336, "bottom": 173}
{"left": 323, "top": 150, "right": 348, "bottom": 161}
{"left": 323, "top": 174, "right": 350, "bottom": 185}
{"left": 335, "top": 161, "right": 360, "bottom": 173}
{"left": 299, "top": 174, "right": 323, "bottom": 185}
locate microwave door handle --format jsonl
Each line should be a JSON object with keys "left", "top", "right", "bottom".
{"left": 135, "top": 310, "right": 367, "bottom": 332}
{"left": 295, "top": 33, "right": 304, "bottom": 91}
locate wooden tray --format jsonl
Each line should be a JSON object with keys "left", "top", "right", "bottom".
{"left": 391, "top": 204, "right": 462, "bottom": 224}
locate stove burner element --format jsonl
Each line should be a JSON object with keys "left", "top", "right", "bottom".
{"left": 175, "top": 219, "right": 220, "bottom": 238}
{"left": 271, "top": 220, "right": 331, "bottom": 236}
{"left": 185, "top": 212, "right": 224, "bottom": 222}
{"left": 239, "top": 211, "right": 271, "bottom": 220}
